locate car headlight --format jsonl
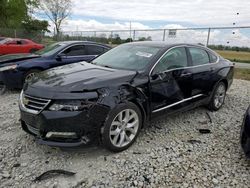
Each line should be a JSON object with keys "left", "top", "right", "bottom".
{"left": 49, "top": 100, "right": 93, "bottom": 111}
{"left": 0, "top": 64, "right": 17, "bottom": 72}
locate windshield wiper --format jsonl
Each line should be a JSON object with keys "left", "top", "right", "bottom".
{"left": 102, "top": 65, "right": 114, "bottom": 68}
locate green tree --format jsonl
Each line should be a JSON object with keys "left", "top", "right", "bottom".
{"left": 39, "top": 0, "right": 72, "bottom": 36}
{"left": 0, "top": 0, "right": 48, "bottom": 39}
{"left": 22, "top": 19, "right": 49, "bottom": 33}
{"left": 0, "top": 0, "right": 28, "bottom": 28}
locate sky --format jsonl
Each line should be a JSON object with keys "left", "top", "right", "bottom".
{"left": 38, "top": 0, "right": 250, "bottom": 46}
{"left": 62, "top": 0, "right": 250, "bottom": 30}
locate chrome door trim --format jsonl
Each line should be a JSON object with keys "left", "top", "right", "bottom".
{"left": 149, "top": 45, "right": 219, "bottom": 76}
{"left": 152, "top": 94, "right": 204, "bottom": 113}
{"left": 57, "top": 44, "right": 109, "bottom": 57}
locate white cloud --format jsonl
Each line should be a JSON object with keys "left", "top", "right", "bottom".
{"left": 72, "top": 0, "right": 250, "bottom": 26}
{"left": 40, "top": 0, "right": 250, "bottom": 47}
{"left": 61, "top": 20, "right": 151, "bottom": 31}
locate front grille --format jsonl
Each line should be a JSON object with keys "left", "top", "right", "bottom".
{"left": 20, "top": 90, "right": 51, "bottom": 114}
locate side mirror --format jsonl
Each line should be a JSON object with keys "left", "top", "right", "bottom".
{"left": 56, "top": 54, "right": 66, "bottom": 61}
{"left": 151, "top": 73, "right": 164, "bottom": 81}
{"left": 151, "top": 72, "right": 172, "bottom": 81}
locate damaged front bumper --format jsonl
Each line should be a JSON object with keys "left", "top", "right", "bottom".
{"left": 19, "top": 91, "right": 110, "bottom": 148}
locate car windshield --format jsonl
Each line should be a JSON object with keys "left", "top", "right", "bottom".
{"left": 92, "top": 44, "right": 161, "bottom": 71}
{"left": 34, "top": 43, "right": 64, "bottom": 56}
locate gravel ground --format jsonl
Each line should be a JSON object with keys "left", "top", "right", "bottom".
{"left": 0, "top": 79, "right": 250, "bottom": 188}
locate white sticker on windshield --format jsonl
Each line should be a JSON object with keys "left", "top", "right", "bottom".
{"left": 136, "top": 51, "right": 153, "bottom": 58}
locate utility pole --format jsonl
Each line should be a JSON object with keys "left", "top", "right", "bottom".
{"left": 206, "top": 28, "right": 211, "bottom": 47}
{"left": 130, "top": 21, "right": 132, "bottom": 42}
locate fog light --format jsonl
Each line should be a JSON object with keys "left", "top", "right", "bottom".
{"left": 46, "top": 132, "right": 77, "bottom": 139}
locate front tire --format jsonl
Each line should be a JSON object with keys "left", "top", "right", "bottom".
{"left": 208, "top": 82, "right": 226, "bottom": 111}
{"left": 102, "top": 102, "right": 142, "bottom": 152}
{"left": 24, "top": 69, "right": 41, "bottom": 83}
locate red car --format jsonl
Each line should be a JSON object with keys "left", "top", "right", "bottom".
{"left": 0, "top": 38, "right": 44, "bottom": 55}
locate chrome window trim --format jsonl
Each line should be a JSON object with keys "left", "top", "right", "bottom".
{"left": 152, "top": 94, "right": 204, "bottom": 113}
{"left": 149, "top": 45, "right": 219, "bottom": 76}
{"left": 58, "top": 44, "right": 109, "bottom": 57}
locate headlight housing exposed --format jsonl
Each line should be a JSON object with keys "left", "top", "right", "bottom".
{"left": 49, "top": 100, "right": 94, "bottom": 111}
{"left": 0, "top": 64, "right": 17, "bottom": 72}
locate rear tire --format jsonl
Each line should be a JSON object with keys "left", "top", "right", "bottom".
{"left": 102, "top": 102, "right": 142, "bottom": 152}
{"left": 207, "top": 82, "right": 226, "bottom": 111}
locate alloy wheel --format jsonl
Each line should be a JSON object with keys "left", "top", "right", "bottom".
{"left": 25, "top": 72, "right": 37, "bottom": 83}
{"left": 109, "top": 109, "right": 139, "bottom": 148}
{"left": 214, "top": 84, "right": 226, "bottom": 108}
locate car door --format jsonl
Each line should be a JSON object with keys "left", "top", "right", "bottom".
{"left": 19, "top": 40, "right": 30, "bottom": 53}
{"left": 54, "top": 45, "right": 89, "bottom": 66}
{"left": 187, "top": 47, "right": 214, "bottom": 97}
{"left": 5, "top": 40, "right": 20, "bottom": 54}
{"left": 150, "top": 47, "right": 193, "bottom": 113}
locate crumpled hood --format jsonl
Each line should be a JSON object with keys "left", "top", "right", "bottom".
{"left": 25, "top": 62, "right": 137, "bottom": 96}
{"left": 0, "top": 53, "right": 41, "bottom": 66}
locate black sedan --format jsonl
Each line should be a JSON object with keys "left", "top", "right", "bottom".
{"left": 19, "top": 42, "right": 234, "bottom": 152}
{"left": 241, "top": 106, "right": 250, "bottom": 157}
{"left": 0, "top": 41, "right": 111, "bottom": 94}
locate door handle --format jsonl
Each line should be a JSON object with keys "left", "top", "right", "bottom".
{"left": 180, "top": 72, "right": 192, "bottom": 77}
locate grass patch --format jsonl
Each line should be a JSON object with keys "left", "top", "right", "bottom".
{"left": 234, "top": 68, "right": 250, "bottom": 81}
{"left": 215, "top": 50, "right": 250, "bottom": 64}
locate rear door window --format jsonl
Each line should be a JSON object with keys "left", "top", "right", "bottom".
{"left": 62, "top": 45, "right": 87, "bottom": 56}
{"left": 86, "top": 45, "right": 105, "bottom": 55}
{"left": 189, "top": 47, "right": 210, "bottom": 66}
{"left": 208, "top": 52, "right": 218, "bottom": 63}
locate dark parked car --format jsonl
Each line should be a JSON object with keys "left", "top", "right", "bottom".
{"left": 0, "top": 41, "right": 111, "bottom": 94}
{"left": 19, "top": 42, "right": 234, "bottom": 152}
{"left": 241, "top": 106, "right": 250, "bottom": 157}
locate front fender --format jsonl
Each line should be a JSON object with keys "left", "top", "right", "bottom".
{"left": 99, "top": 85, "right": 150, "bottom": 125}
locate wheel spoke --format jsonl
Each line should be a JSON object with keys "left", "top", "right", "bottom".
{"left": 110, "top": 128, "right": 120, "bottom": 136}
{"left": 126, "top": 120, "right": 138, "bottom": 129}
{"left": 113, "top": 133, "right": 120, "bottom": 145}
{"left": 118, "top": 112, "right": 123, "bottom": 122}
{"left": 118, "top": 131, "right": 125, "bottom": 146}
{"left": 128, "top": 113, "right": 137, "bottom": 122}
{"left": 111, "top": 121, "right": 121, "bottom": 127}
{"left": 125, "top": 133, "right": 131, "bottom": 142}
{"left": 124, "top": 109, "right": 130, "bottom": 122}
{"left": 126, "top": 127, "right": 136, "bottom": 135}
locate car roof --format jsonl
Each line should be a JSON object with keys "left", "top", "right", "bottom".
{"left": 126, "top": 41, "right": 208, "bottom": 49}
{"left": 56, "top": 41, "right": 111, "bottom": 48}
